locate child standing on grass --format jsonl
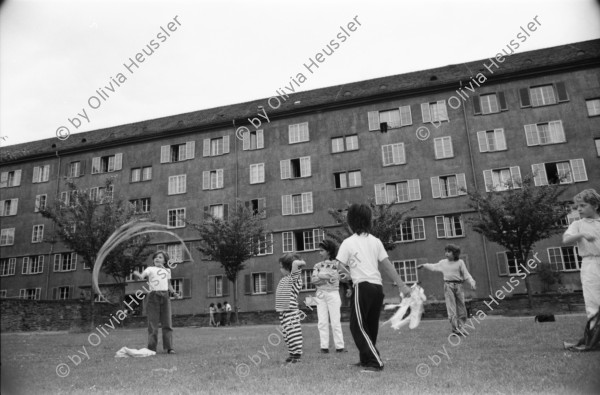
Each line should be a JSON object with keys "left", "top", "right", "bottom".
{"left": 336, "top": 204, "right": 412, "bottom": 373}
{"left": 276, "top": 253, "right": 306, "bottom": 363}
{"left": 417, "top": 244, "right": 476, "bottom": 336}
{"left": 133, "top": 250, "right": 181, "bottom": 354}
{"left": 563, "top": 189, "right": 600, "bottom": 332}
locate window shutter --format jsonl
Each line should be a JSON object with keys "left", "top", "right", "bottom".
{"left": 222, "top": 278, "right": 229, "bottom": 296}
{"left": 217, "top": 169, "right": 223, "bottom": 188}
{"left": 524, "top": 124, "right": 539, "bottom": 146}
{"left": 437, "top": 100, "right": 448, "bottom": 120}
{"left": 10, "top": 199, "right": 18, "bottom": 215}
{"left": 202, "top": 171, "right": 210, "bottom": 190}
{"left": 497, "top": 252, "right": 508, "bottom": 276}
{"left": 114, "top": 153, "right": 123, "bottom": 170}
{"left": 266, "top": 272, "right": 274, "bottom": 293}
{"left": 244, "top": 274, "right": 251, "bottom": 295}
{"left": 259, "top": 198, "right": 267, "bottom": 219}
{"left": 22, "top": 257, "right": 29, "bottom": 274}
{"left": 302, "top": 192, "right": 313, "bottom": 213}
{"left": 208, "top": 276, "right": 215, "bottom": 297}
{"left": 555, "top": 82, "right": 568, "bottom": 102}
{"left": 80, "top": 161, "right": 86, "bottom": 176}
{"left": 374, "top": 184, "right": 386, "bottom": 205}
{"left": 549, "top": 121, "right": 565, "bottom": 143}
{"left": 186, "top": 141, "right": 195, "bottom": 159}
{"left": 242, "top": 131, "right": 250, "bottom": 150}
{"left": 52, "top": 287, "right": 58, "bottom": 300}
{"left": 281, "top": 195, "right": 292, "bottom": 215}
{"left": 457, "top": 173, "right": 467, "bottom": 195}
{"left": 300, "top": 157, "right": 311, "bottom": 177}
{"left": 570, "top": 159, "right": 587, "bottom": 182}
{"left": 408, "top": 179, "right": 421, "bottom": 201}
{"left": 257, "top": 130, "right": 264, "bottom": 149}
{"left": 477, "top": 131, "right": 488, "bottom": 152}
{"left": 160, "top": 146, "right": 170, "bottom": 163}
{"left": 54, "top": 254, "right": 61, "bottom": 271}
{"left": 473, "top": 95, "right": 481, "bottom": 115}
{"left": 223, "top": 136, "right": 230, "bottom": 154}
{"left": 181, "top": 174, "right": 187, "bottom": 193}
{"left": 495, "top": 129, "right": 507, "bottom": 151}
{"left": 519, "top": 88, "right": 531, "bottom": 107}
{"left": 108, "top": 156, "right": 115, "bottom": 172}
{"left": 509, "top": 166, "right": 522, "bottom": 188}
{"left": 367, "top": 111, "right": 379, "bottom": 131}
{"left": 33, "top": 166, "right": 40, "bottom": 183}
{"left": 421, "top": 103, "right": 431, "bottom": 123}
{"left": 223, "top": 204, "right": 229, "bottom": 221}
{"left": 483, "top": 170, "right": 493, "bottom": 192}
{"left": 0, "top": 172, "right": 7, "bottom": 188}
{"left": 430, "top": 177, "right": 441, "bottom": 198}
{"left": 498, "top": 92, "right": 508, "bottom": 111}
{"left": 203, "top": 139, "right": 210, "bottom": 157}
{"left": 0, "top": 200, "right": 4, "bottom": 216}
{"left": 39, "top": 255, "right": 44, "bottom": 272}
{"left": 14, "top": 170, "right": 21, "bottom": 186}
{"left": 531, "top": 164, "right": 548, "bottom": 186}
{"left": 92, "top": 157, "right": 100, "bottom": 174}
{"left": 72, "top": 253, "right": 78, "bottom": 270}
{"left": 280, "top": 160, "right": 291, "bottom": 179}
{"left": 435, "top": 216, "right": 445, "bottom": 238}
{"left": 182, "top": 279, "right": 191, "bottom": 298}
{"left": 34, "top": 195, "right": 41, "bottom": 212}
{"left": 396, "top": 143, "right": 406, "bottom": 164}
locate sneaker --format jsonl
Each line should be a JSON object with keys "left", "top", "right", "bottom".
{"left": 167, "top": 349, "right": 176, "bottom": 354}
{"left": 336, "top": 348, "right": 348, "bottom": 353}
{"left": 285, "top": 356, "right": 301, "bottom": 363}
{"left": 320, "top": 348, "right": 329, "bottom": 354}
{"left": 360, "top": 366, "right": 383, "bottom": 373}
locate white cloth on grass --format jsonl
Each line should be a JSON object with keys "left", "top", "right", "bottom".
{"left": 115, "top": 347, "right": 156, "bottom": 358}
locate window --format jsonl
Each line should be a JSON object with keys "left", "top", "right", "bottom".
{"left": 205, "top": 204, "right": 228, "bottom": 220}
{"left": 367, "top": 106, "right": 412, "bottom": 131}
{"left": 31, "top": 225, "right": 44, "bottom": 243}
{"left": 90, "top": 185, "right": 114, "bottom": 203}
{"left": 126, "top": 265, "right": 147, "bottom": 281}
{"left": 394, "top": 260, "right": 418, "bottom": 284}
{"left": 91, "top": 153, "right": 123, "bottom": 174}
{"left": 250, "top": 163, "right": 265, "bottom": 184}
{"left": 167, "top": 243, "right": 190, "bottom": 262}
{"left": 243, "top": 130, "right": 264, "bottom": 151}
{"left": 301, "top": 269, "right": 316, "bottom": 291}
{"left": 22, "top": 256, "right": 44, "bottom": 275}
{"left": 35, "top": 195, "right": 47, "bottom": 212}
{"left": 161, "top": 141, "right": 195, "bottom": 163}
{"left": 129, "top": 198, "right": 151, "bottom": 213}
{"left": 202, "top": 170, "right": 224, "bottom": 190}
{"left": 252, "top": 272, "right": 267, "bottom": 294}
{"left": 435, "top": 215, "right": 464, "bottom": 238}
{"left": 524, "top": 121, "right": 565, "bottom": 146}
{"left": 256, "top": 234, "right": 273, "bottom": 255}
{"left": 19, "top": 288, "right": 41, "bottom": 300}
{"left": 281, "top": 192, "right": 313, "bottom": 215}
{"left": 167, "top": 208, "right": 186, "bottom": 228}
{"left": 54, "top": 253, "right": 77, "bottom": 272}
{"left": 596, "top": 139, "right": 600, "bottom": 157}
{"left": 497, "top": 251, "right": 522, "bottom": 276}
{"left": 208, "top": 275, "right": 228, "bottom": 297}
{"left": 282, "top": 229, "right": 324, "bottom": 252}
{"left": 59, "top": 190, "right": 78, "bottom": 206}
{"left": 483, "top": 167, "right": 522, "bottom": 192}
{"left": 0, "top": 290, "right": 6, "bottom": 298}
{"left": 288, "top": 122, "right": 309, "bottom": 144}
{"left": 280, "top": 157, "right": 311, "bottom": 179}
{"left": 0, "top": 170, "right": 22, "bottom": 188}
{"left": 0, "top": 199, "right": 18, "bottom": 216}
{"left": 519, "top": 82, "right": 568, "bottom": 108}
{"left": 532, "top": 159, "right": 587, "bottom": 186}
{"left": 395, "top": 218, "right": 425, "bottom": 242}
{"left": 374, "top": 179, "right": 421, "bottom": 204}
{"left": 168, "top": 175, "right": 187, "bottom": 195}
{"left": 202, "top": 136, "right": 230, "bottom": 157}
{"left": 557, "top": 203, "right": 580, "bottom": 227}
{"left": 0, "top": 258, "right": 16, "bottom": 276}
{"left": 131, "top": 166, "right": 152, "bottom": 182}
{"left": 1, "top": 228, "right": 15, "bottom": 246}
{"left": 246, "top": 198, "right": 266, "bottom": 218}
{"left": 434, "top": 137, "right": 453, "bottom": 159}
{"left": 170, "top": 279, "right": 189, "bottom": 299}
{"left": 334, "top": 170, "right": 362, "bottom": 189}
{"left": 477, "top": 129, "right": 507, "bottom": 152}
{"left": 32, "top": 165, "right": 50, "bottom": 183}
{"left": 421, "top": 101, "right": 448, "bottom": 123}
{"left": 54, "top": 286, "right": 73, "bottom": 300}
{"left": 331, "top": 135, "right": 359, "bottom": 153}
{"left": 431, "top": 174, "right": 467, "bottom": 198}
{"left": 473, "top": 92, "right": 507, "bottom": 115}
{"left": 68, "top": 161, "right": 83, "bottom": 178}
{"left": 381, "top": 143, "right": 406, "bottom": 166}
{"left": 548, "top": 247, "right": 581, "bottom": 271}
{"left": 586, "top": 99, "right": 600, "bottom": 117}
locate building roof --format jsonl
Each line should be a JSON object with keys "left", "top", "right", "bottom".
{"left": 2, "top": 39, "right": 599, "bottom": 164}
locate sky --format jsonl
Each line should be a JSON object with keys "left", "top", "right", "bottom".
{"left": 1, "top": 0, "right": 599, "bottom": 147}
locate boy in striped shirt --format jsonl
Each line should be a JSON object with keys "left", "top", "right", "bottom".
{"left": 276, "top": 253, "right": 306, "bottom": 363}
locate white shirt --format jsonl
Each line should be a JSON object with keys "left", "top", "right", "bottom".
{"left": 336, "top": 233, "right": 387, "bottom": 285}
{"left": 140, "top": 266, "right": 171, "bottom": 291}
{"left": 565, "top": 218, "right": 600, "bottom": 257}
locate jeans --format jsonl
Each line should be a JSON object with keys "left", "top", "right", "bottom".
{"left": 444, "top": 282, "right": 467, "bottom": 332}
{"left": 146, "top": 291, "right": 173, "bottom": 351}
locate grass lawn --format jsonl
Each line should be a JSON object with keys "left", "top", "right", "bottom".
{"left": 1, "top": 314, "right": 598, "bottom": 395}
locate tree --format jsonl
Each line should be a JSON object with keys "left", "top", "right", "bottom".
{"left": 188, "top": 202, "right": 271, "bottom": 324}
{"left": 40, "top": 177, "right": 153, "bottom": 328}
{"left": 326, "top": 198, "right": 415, "bottom": 251}
{"left": 465, "top": 175, "right": 568, "bottom": 307}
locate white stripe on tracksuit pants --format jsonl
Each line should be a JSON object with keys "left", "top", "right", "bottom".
{"left": 351, "top": 282, "right": 384, "bottom": 368}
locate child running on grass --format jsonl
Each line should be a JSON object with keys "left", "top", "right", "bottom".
{"left": 418, "top": 244, "right": 476, "bottom": 336}
{"left": 336, "top": 203, "right": 412, "bottom": 373}
{"left": 275, "top": 253, "right": 306, "bottom": 363}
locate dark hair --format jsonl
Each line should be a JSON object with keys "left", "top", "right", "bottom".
{"left": 279, "top": 253, "right": 301, "bottom": 272}
{"left": 152, "top": 250, "right": 170, "bottom": 263}
{"left": 217, "top": 303, "right": 222, "bottom": 308}
{"left": 318, "top": 239, "right": 338, "bottom": 260}
{"left": 347, "top": 203, "right": 371, "bottom": 235}
{"left": 210, "top": 303, "right": 215, "bottom": 307}
{"left": 445, "top": 244, "right": 461, "bottom": 261}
